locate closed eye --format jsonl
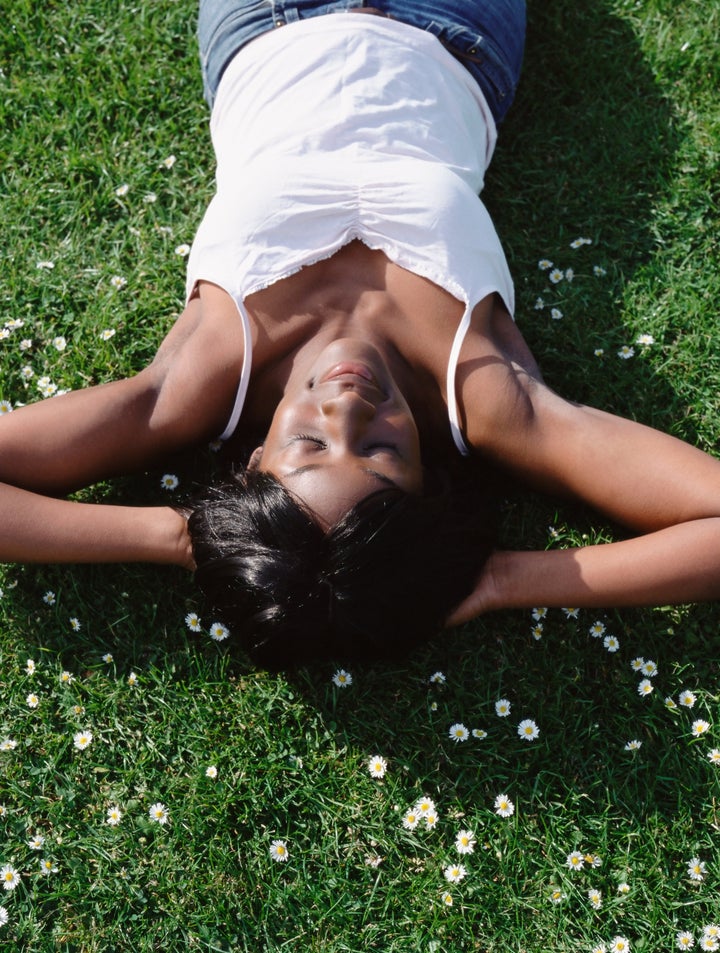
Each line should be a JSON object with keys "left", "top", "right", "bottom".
{"left": 293, "top": 433, "right": 327, "bottom": 448}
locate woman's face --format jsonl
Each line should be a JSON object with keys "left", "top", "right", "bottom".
{"left": 255, "top": 339, "right": 423, "bottom": 526}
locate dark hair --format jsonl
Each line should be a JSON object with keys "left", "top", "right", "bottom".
{"left": 188, "top": 467, "right": 499, "bottom": 669}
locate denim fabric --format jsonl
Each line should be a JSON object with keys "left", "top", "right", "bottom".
{"left": 198, "top": 0, "right": 526, "bottom": 123}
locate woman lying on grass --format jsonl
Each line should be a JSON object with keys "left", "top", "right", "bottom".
{"left": 1, "top": 0, "right": 720, "bottom": 668}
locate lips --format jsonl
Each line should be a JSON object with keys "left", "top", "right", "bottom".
{"left": 320, "top": 362, "right": 375, "bottom": 384}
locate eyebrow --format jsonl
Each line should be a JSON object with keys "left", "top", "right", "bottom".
{"left": 283, "top": 464, "right": 399, "bottom": 488}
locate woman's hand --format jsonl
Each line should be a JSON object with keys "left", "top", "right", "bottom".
{"left": 445, "top": 552, "right": 503, "bottom": 626}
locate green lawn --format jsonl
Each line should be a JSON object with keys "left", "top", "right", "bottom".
{"left": 1, "top": 0, "right": 719, "bottom": 949}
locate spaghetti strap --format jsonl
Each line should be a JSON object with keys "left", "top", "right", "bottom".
{"left": 446, "top": 301, "right": 473, "bottom": 456}
{"left": 218, "top": 298, "right": 253, "bottom": 442}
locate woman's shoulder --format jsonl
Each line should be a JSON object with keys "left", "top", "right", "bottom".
{"left": 455, "top": 298, "right": 545, "bottom": 455}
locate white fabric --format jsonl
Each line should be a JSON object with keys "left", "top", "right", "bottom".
{"left": 186, "top": 14, "right": 515, "bottom": 452}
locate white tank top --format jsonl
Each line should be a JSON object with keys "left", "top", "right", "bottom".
{"left": 186, "top": 14, "right": 515, "bottom": 453}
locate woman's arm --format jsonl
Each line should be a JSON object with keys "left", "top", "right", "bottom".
{"left": 453, "top": 358, "right": 720, "bottom": 621}
{"left": 447, "top": 518, "right": 720, "bottom": 624}
{"left": 0, "top": 294, "right": 243, "bottom": 495}
{"left": 0, "top": 290, "right": 242, "bottom": 566}
{"left": 0, "top": 482, "right": 194, "bottom": 568}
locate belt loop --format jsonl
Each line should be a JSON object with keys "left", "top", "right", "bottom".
{"left": 273, "top": 0, "right": 300, "bottom": 25}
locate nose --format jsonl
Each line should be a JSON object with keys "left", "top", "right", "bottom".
{"left": 320, "top": 390, "right": 376, "bottom": 442}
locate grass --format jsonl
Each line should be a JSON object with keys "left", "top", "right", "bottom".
{"left": 1, "top": 0, "right": 719, "bottom": 949}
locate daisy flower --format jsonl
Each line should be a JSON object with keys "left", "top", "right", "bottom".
{"left": 0, "top": 401, "right": 12, "bottom": 415}
{"left": 472, "top": 728, "right": 488, "bottom": 739}
{"left": 160, "top": 473, "right": 179, "bottom": 491}
{"left": 402, "top": 809, "right": 420, "bottom": 830}
{"left": 594, "top": 348, "right": 605, "bottom": 357}
{"left": 549, "top": 269, "right": 564, "bottom": 284}
{"left": 707, "top": 749, "right": 720, "bottom": 764}
{"left": 617, "top": 346, "right": 635, "bottom": 359}
{"left": 28, "top": 834, "right": 45, "bottom": 850}
{"left": 534, "top": 297, "right": 545, "bottom": 310}
{"left": 699, "top": 940, "right": 718, "bottom": 953}
{"left": 174, "top": 244, "right": 191, "bottom": 257}
{"left": 610, "top": 938, "right": 631, "bottom": 953}
{"left": 43, "top": 591, "right": 56, "bottom": 605}
{"left": 269, "top": 839, "right": 288, "bottom": 862}
{"left": 594, "top": 265, "right": 607, "bottom": 276}
{"left": 106, "top": 806, "right": 122, "bottom": 826}
{"left": 637, "top": 679, "right": 653, "bottom": 697}
{"left": 565, "top": 268, "right": 574, "bottom": 281}
{"left": 0, "top": 865, "right": 19, "bottom": 891}
{"left": 636, "top": 333, "right": 655, "bottom": 346}
{"left": 26, "top": 693, "right": 39, "bottom": 709}
{"left": 0, "top": 905, "right": 7, "bottom": 926}
{"left": 368, "top": 755, "right": 388, "bottom": 778}
{"left": 440, "top": 891, "right": 453, "bottom": 906}
{"left": 676, "top": 933, "right": 694, "bottom": 950}
{"left": 517, "top": 719, "right": 540, "bottom": 742}
{"left": 549, "top": 888, "right": 565, "bottom": 904}
{"left": 185, "top": 612, "right": 202, "bottom": 631}
{"left": 562, "top": 607, "right": 580, "bottom": 618}
{"left": 205, "top": 765, "right": 218, "bottom": 779}
{"left": 617, "top": 882, "right": 630, "bottom": 894}
{"left": 39, "top": 859, "right": 58, "bottom": 875}
{"left": 494, "top": 794, "right": 514, "bottom": 818}
{"left": 688, "top": 857, "right": 706, "bottom": 881}
{"left": 679, "top": 690, "right": 697, "bottom": 708}
{"left": 588, "top": 888, "right": 602, "bottom": 910}
{"left": 144, "top": 192, "right": 157, "bottom": 203}
{"left": 630, "top": 657, "right": 645, "bottom": 672}
{"left": 100, "top": 328, "right": 117, "bottom": 340}
{"left": 102, "top": 653, "right": 114, "bottom": 663}
{"left": 73, "top": 730, "right": 93, "bottom": 750}
{"left": 416, "top": 796, "right": 436, "bottom": 816}
{"left": 585, "top": 853, "right": 602, "bottom": 868}
{"left": 209, "top": 621, "right": 230, "bottom": 642}
{"left": 162, "top": 154, "right": 176, "bottom": 169}
{"left": 704, "top": 927, "right": 720, "bottom": 941}
{"left": 531, "top": 624, "right": 543, "bottom": 640}
{"left": 624, "top": 739, "right": 642, "bottom": 751}
{"left": 52, "top": 335, "right": 67, "bottom": 351}
{"left": 424, "top": 811, "right": 439, "bottom": 830}
{"left": 149, "top": 802, "right": 169, "bottom": 825}
{"left": 692, "top": 720, "right": 710, "bottom": 737}
{"left": 109, "top": 276, "right": 126, "bottom": 290}
{"left": 531, "top": 606, "right": 548, "bottom": 620}
{"left": 641, "top": 659, "right": 658, "bottom": 676}
{"left": 0, "top": 739, "right": 17, "bottom": 752}
{"left": 588, "top": 620, "right": 606, "bottom": 638}
{"left": 495, "top": 698, "right": 511, "bottom": 717}
{"left": 591, "top": 946, "right": 607, "bottom": 953}
{"left": 566, "top": 851, "right": 585, "bottom": 871}
{"left": 449, "top": 723, "right": 469, "bottom": 743}
{"left": 570, "top": 237, "right": 592, "bottom": 248}
{"left": 115, "top": 183, "right": 129, "bottom": 197}
{"left": 603, "top": 634, "right": 620, "bottom": 653}
{"left": 666, "top": 696, "right": 679, "bottom": 710}
{"left": 60, "top": 671, "right": 74, "bottom": 685}
{"left": 429, "top": 671, "right": 446, "bottom": 684}
{"left": 127, "top": 671, "right": 138, "bottom": 687}
{"left": 332, "top": 669, "right": 352, "bottom": 687}
{"left": 69, "top": 618, "right": 81, "bottom": 631}
{"left": 538, "top": 259, "right": 553, "bottom": 271}
{"left": 443, "top": 864, "right": 467, "bottom": 883}
{"left": 455, "top": 830, "right": 476, "bottom": 855}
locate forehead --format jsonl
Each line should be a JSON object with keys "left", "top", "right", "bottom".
{"left": 278, "top": 464, "right": 393, "bottom": 528}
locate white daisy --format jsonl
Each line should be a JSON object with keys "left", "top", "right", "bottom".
{"left": 448, "top": 723, "right": 469, "bottom": 743}
{"left": 517, "top": 719, "right": 540, "bottom": 742}
{"left": 495, "top": 698, "right": 511, "bottom": 717}
{"left": 494, "top": 794, "right": 514, "bottom": 818}
{"left": 149, "top": 802, "right": 169, "bottom": 825}
{"left": 368, "top": 755, "right": 388, "bottom": 778}
{"left": 269, "top": 839, "right": 288, "bottom": 862}
{"left": 209, "top": 621, "right": 230, "bottom": 642}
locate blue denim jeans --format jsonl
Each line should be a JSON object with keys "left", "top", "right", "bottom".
{"left": 198, "top": 0, "right": 526, "bottom": 123}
